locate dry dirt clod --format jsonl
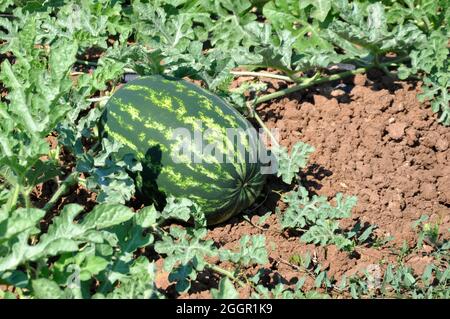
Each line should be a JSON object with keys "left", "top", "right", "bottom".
{"left": 405, "top": 128, "right": 419, "bottom": 146}
{"left": 435, "top": 137, "right": 449, "bottom": 152}
{"left": 420, "top": 182, "right": 436, "bottom": 200}
{"left": 386, "top": 122, "right": 407, "bottom": 140}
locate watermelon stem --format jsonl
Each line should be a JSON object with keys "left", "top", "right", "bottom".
{"left": 252, "top": 56, "right": 410, "bottom": 105}
{"left": 247, "top": 101, "right": 280, "bottom": 147}
{"left": 43, "top": 172, "right": 79, "bottom": 212}
{"left": 230, "top": 70, "right": 294, "bottom": 82}
{"left": 255, "top": 112, "right": 279, "bottom": 147}
{"left": 86, "top": 96, "right": 110, "bottom": 103}
{"left": 243, "top": 215, "right": 266, "bottom": 232}
{"left": 207, "top": 264, "right": 247, "bottom": 288}
{"left": 5, "top": 183, "right": 20, "bottom": 212}
{"left": 76, "top": 59, "right": 98, "bottom": 67}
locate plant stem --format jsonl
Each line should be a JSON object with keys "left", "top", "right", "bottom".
{"left": 5, "top": 183, "right": 20, "bottom": 212}
{"left": 243, "top": 215, "right": 266, "bottom": 232}
{"left": 252, "top": 109, "right": 279, "bottom": 147}
{"left": 87, "top": 141, "right": 101, "bottom": 155}
{"left": 22, "top": 189, "right": 31, "bottom": 209}
{"left": 255, "top": 68, "right": 363, "bottom": 104}
{"left": 86, "top": 96, "right": 111, "bottom": 103}
{"left": 207, "top": 264, "right": 247, "bottom": 288}
{"left": 230, "top": 71, "right": 294, "bottom": 82}
{"left": 253, "top": 57, "right": 409, "bottom": 105}
{"left": 76, "top": 59, "right": 98, "bottom": 67}
{"left": 43, "top": 172, "right": 79, "bottom": 212}
{"left": 124, "top": 67, "right": 137, "bottom": 74}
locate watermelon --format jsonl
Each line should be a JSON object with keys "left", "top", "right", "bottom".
{"left": 100, "top": 75, "right": 266, "bottom": 225}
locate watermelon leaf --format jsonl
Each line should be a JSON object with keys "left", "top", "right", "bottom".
{"left": 211, "top": 277, "right": 239, "bottom": 299}
{"left": 219, "top": 234, "right": 268, "bottom": 266}
{"left": 32, "top": 278, "right": 66, "bottom": 299}
{"left": 279, "top": 187, "right": 357, "bottom": 250}
{"left": 272, "top": 142, "right": 315, "bottom": 184}
{"left": 105, "top": 257, "right": 161, "bottom": 299}
{"left": 155, "top": 226, "right": 217, "bottom": 293}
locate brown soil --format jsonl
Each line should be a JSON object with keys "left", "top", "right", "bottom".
{"left": 155, "top": 71, "right": 450, "bottom": 298}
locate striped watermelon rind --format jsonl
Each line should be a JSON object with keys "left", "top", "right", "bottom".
{"left": 100, "top": 75, "right": 266, "bottom": 225}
